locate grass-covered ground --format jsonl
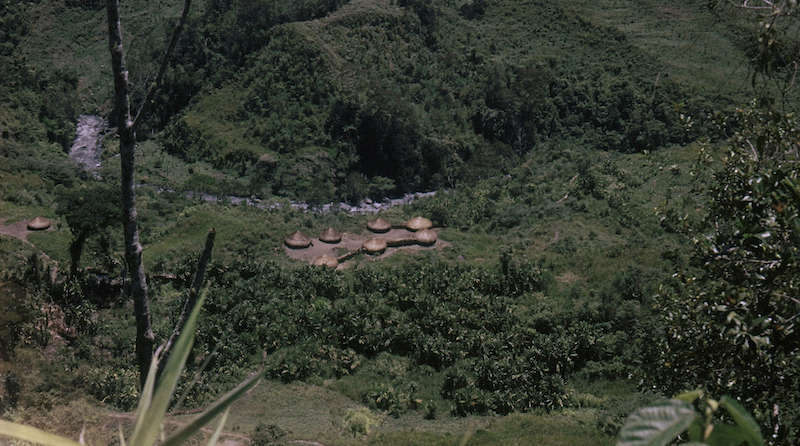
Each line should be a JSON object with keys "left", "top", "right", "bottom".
{"left": 0, "top": 140, "right": 704, "bottom": 444}
{"left": 0, "top": 0, "right": 780, "bottom": 444}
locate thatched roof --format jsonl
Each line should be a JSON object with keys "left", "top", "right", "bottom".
{"left": 367, "top": 217, "right": 392, "bottom": 233}
{"left": 319, "top": 227, "right": 342, "bottom": 243}
{"left": 284, "top": 231, "right": 312, "bottom": 249}
{"left": 362, "top": 237, "right": 387, "bottom": 254}
{"left": 415, "top": 228, "right": 437, "bottom": 246}
{"left": 312, "top": 255, "right": 339, "bottom": 268}
{"left": 405, "top": 216, "right": 432, "bottom": 231}
{"left": 27, "top": 216, "right": 51, "bottom": 231}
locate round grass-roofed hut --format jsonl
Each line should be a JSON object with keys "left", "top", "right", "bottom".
{"left": 312, "top": 255, "right": 339, "bottom": 268}
{"left": 285, "top": 231, "right": 312, "bottom": 249}
{"left": 27, "top": 216, "right": 51, "bottom": 231}
{"left": 405, "top": 216, "right": 432, "bottom": 231}
{"left": 415, "top": 228, "right": 437, "bottom": 246}
{"left": 367, "top": 217, "right": 392, "bottom": 233}
{"left": 319, "top": 227, "right": 342, "bottom": 244}
{"left": 362, "top": 237, "right": 387, "bottom": 255}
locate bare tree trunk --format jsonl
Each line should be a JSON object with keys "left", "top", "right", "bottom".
{"left": 107, "top": 0, "right": 154, "bottom": 386}
{"left": 106, "top": 0, "right": 191, "bottom": 386}
{"left": 69, "top": 230, "right": 87, "bottom": 277}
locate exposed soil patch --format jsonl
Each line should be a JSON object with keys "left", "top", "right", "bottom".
{"left": 285, "top": 228, "right": 449, "bottom": 268}
{"left": 0, "top": 217, "right": 45, "bottom": 243}
{"left": 555, "top": 271, "right": 585, "bottom": 288}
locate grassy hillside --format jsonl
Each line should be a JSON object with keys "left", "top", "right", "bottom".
{"left": 0, "top": 0, "right": 786, "bottom": 444}
{"left": 157, "top": 0, "right": 750, "bottom": 202}
{"left": 3, "top": 0, "right": 755, "bottom": 191}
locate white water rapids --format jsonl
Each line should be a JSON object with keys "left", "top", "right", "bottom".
{"left": 68, "top": 115, "right": 108, "bottom": 177}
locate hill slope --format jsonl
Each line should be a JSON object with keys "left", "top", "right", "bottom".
{"left": 156, "top": 0, "right": 752, "bottom": 202}
{"left": 0, "top": 1, "right": 778, "bottom": 444}
{"left": 2, "top": 0, "right": 756, "bottom": 203}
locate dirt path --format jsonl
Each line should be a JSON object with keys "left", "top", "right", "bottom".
{"left": 105, "top": 412, "right": 255, "bottom": 445}
{"left": 0, "top": 218, "right": 37, "bottom": 244}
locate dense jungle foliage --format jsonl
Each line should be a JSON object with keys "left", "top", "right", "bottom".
{"left": 2, "top": 0, "right": 800, "bottom": 444}
{"left": 157, "top": 0, "right": 722, "bottom": 202}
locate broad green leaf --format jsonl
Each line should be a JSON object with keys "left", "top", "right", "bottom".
{"left": 719, "top": 396, "right": 764, "bottom": 446}
{"left": 162, "top": 368, "right": 265, "bottom": 446}
{"left": 129, "top": 288, "right": 208, "bottom": 446}
{"left": 0, "top": 419, "right": 83, "bottom": 446}
{"left": 687, "top": 418, "right": 703, "bottom": 442}
{"left": 173, "top": 335, "right": 224, "bottom": 412}
{"left": 617, "top": 399, "right": 698, "bottom": 446}
{"left": 706, "top": 423, "right": 750, "bottom": 446}
{"left": 132, "top": 345, "right": 163, "bottom": 432}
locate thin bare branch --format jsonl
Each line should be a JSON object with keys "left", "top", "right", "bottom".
{"left": 132, "top": 0, "right": 192, "bottom": 128}
{"left": 736, "top": 0, "right": 776, "bottom": 10}
{"left": 160, "top": 228, "right": 216, "bottom": 367}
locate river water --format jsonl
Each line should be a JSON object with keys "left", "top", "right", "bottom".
{"left": 68, "top": 115, "right": 435, "bottom": 214}
{"left": 69, "top": 115, "right": 108, "bottom": 177}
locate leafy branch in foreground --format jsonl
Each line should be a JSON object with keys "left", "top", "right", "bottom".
{"left": 646, "top": 104, "right": 800, "bottom": 444}
{"left": 0, "top": 287, "right": 264, "bottom": 446}
{"left": 617, "top": 390, "right": 764, "bottom": 446}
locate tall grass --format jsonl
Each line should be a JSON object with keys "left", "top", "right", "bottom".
{"left": 0, "top": 288, "right": 264, "bottom": 446}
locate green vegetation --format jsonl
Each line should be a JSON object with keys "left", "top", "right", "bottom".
{"left": 152, "top": 0, "right": 750, "bottom": 201}
{"left": 55, "top": 181, "right": 120, "bottom": 276}
{"left": 0, "top": 287, "right": 265, "bottom": 446}
{"left": 645, "top": 104, "right": 800, "bottom": 443}
{"left": 2, "top": 0, "right": 800, "bottom": 444}
{"left": 618, "top": 391, "right": 765, "bottom": 446}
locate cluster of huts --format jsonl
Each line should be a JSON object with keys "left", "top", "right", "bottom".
{"left": 284, "top": 216, "right": 436, "bottom": 268}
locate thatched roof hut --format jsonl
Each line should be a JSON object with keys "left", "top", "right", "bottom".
{"left": 27, "top": 216, "right": 51, "bottom": 231}
{"left": 312, "top": 255, "right": 339, "bottom": 268}
{"left": 415, "top": 228, "right": 437, "bottom": 246}
{"left": 362, "top": 237, "right": 387, "bottom": 254}
{"left": 405, "top": 216, "right": 432, "bottom": 231}
{"left": 367, "top": 217, "right": 392, "bottom": 233}
{"left": 284, "top": 231, "right": 312, "bottom": 249}
{"left": 319, "top": 227, "right": 342, "bottom": 244}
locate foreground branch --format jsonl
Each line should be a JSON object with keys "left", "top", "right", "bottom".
{"left": 161, "top": 228, "right": 216, "bottom": 369}
{"left": 106, "top": 0, "right": 192, "bottom": 386}
{"left": 133, "top": 0, "right": 192, "bottom": 126}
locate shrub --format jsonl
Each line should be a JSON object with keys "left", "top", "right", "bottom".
{"left": 343, "top": 408, "right": 380, "bottom": 436}
{"left": 0, "top": 282, "right": 33, "bottom": 358}
{"left": 250, "top": 423, "right": 289, "bottom": 446}
{"left": 366, "top": 380, "right": 420, "bottom": 417}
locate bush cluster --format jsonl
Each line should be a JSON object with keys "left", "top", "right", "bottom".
{"left": 187, "top": 252, "right": 655, "bottom": 415}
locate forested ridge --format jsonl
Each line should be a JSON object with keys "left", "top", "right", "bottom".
{"left": 1, "top": 0, "right": 799, "bottom": 444}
